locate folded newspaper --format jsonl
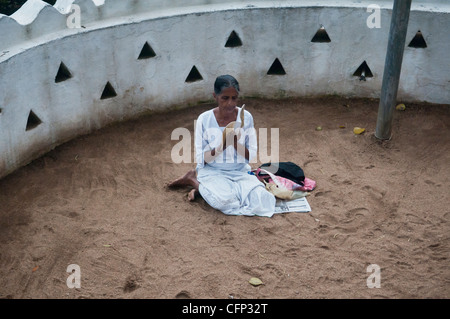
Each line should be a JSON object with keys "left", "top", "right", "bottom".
{"left": 274, "top": 196, "right": 311, "bottom": 214}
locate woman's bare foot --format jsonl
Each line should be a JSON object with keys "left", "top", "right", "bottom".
{"left": 187, "top": 189, "right": 199, "bottom": 201}
{"left": 167, "top": 169, "right": 198, "bottom": 188}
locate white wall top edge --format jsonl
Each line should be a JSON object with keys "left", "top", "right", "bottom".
{"left": 2, "top": 0, "right": 450, "bottom": 26}
{"left": 1, "top": 0, "right": 449, "bottom": 62}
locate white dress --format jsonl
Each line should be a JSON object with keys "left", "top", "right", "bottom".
{"left": 195, "top": 107, "right": 276, "bottom": 217}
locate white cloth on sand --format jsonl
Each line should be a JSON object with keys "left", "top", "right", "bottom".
{"left": 197, "top": 166, "right": 276, "bottom": 217}
{"left": 194, "top": 107, "right": 276, "bottom": 217}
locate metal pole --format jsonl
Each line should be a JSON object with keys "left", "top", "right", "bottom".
{"left": 375, "top": 0, "right": 412, "bottom": 140}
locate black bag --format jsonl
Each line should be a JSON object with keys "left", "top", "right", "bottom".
{"left": 259, "top": 162, "right": 305, "bottom": 185}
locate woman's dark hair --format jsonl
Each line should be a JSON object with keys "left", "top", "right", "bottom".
{"left": 214, "top": 75, "right": 240, "bottom": 95}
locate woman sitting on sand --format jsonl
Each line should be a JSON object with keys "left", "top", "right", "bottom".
{"left": 168, "top": 75, "right": 276, "bottom": 217}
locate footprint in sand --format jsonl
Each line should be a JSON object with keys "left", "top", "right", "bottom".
{"left": 88, "top": 188, "right": 108, "bottom": 200}
{"left": 328, "top": 175, "right": 352, "bottom": 186}
{"left": 90, "top": 175, "right": 118, "bottom": 189}
{"left": 335, "top": 207, "right": 371, "bottom": 234}
{"left": 362, "top": 185, "right": 385, "bottom": 200}
{"left": 123, "top": 274, "right": 140, "bottom": 293}
{"left": 444, "top": 212, "right": 450, "bottom": 221}
{"left": 54, "top": 211, "right": 80, "bottom": 219}
{"left": 303, "top": 158, "right": 320, "bottom": 168}
{"left": 424, "top": 180, "right": 441, "bottom": 187}
{"left": 405, "top": 213, "right": 429, "bottom": 225}
{"left": 427, "top": 243, "right": 448, "bottom": 261}
{"left": 176, "top": 290, "right": 191, "bottom": 299}
{"left": 284, "top": 247, "right": 299, "bottom": 258}
{"left": 314, "top": 190, "right": 331, "bottom": 197}
{"left": 330, "top": 174, "right": 339, "bottom": 182}
{"left": 262, "top": 263, "right": 285, "bottom": 278}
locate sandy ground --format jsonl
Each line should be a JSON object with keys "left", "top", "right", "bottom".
{"left": 0, "top": 96, "right": 449, "bottom": 299}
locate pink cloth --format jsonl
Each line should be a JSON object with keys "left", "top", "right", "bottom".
{"left": 298, "top": 177, "right": 316, "bottom": 191}
{"left": 254, "top": 168, "right": 316, "bottom": 192}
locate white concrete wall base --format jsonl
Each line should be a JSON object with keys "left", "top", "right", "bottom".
{"left": 0, "top": 0, "right": 449, "bottom": 179}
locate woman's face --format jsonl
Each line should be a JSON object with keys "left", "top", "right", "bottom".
{"left": 214, "top": 87, "right": 239, "bottom": 112}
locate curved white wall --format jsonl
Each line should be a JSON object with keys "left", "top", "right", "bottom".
{"left": 0, "top": 0, "right": 449, "bottom": 179}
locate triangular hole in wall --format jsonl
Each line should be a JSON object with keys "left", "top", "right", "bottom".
{"left": 55, "top": 62, "right": 72, "bottom": 83}
{"left": 311, "top": 26, "right": 331, "bottom": 43}
{"left": 26, "top": 110, "right": 42, "bottom": 131}
{"left": 408, "top": 30, "right": 427, "bottom": 48}
{"left": 267, "top": 58, "right": 286, "bottom": 75}
{"left": 225, "top": 30, "right": 243, "bottom": 47}
{"left": 185, "top": 66, "right": 203, "bottom": 82}
{"left": 101, "top": 82, "right": 117, "bottom": 99}
{"left": 353, "top": 61, "right": 373, "bottom": 80}
{"left": 138, "top": 42, "right": 156, "bottom": 59}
